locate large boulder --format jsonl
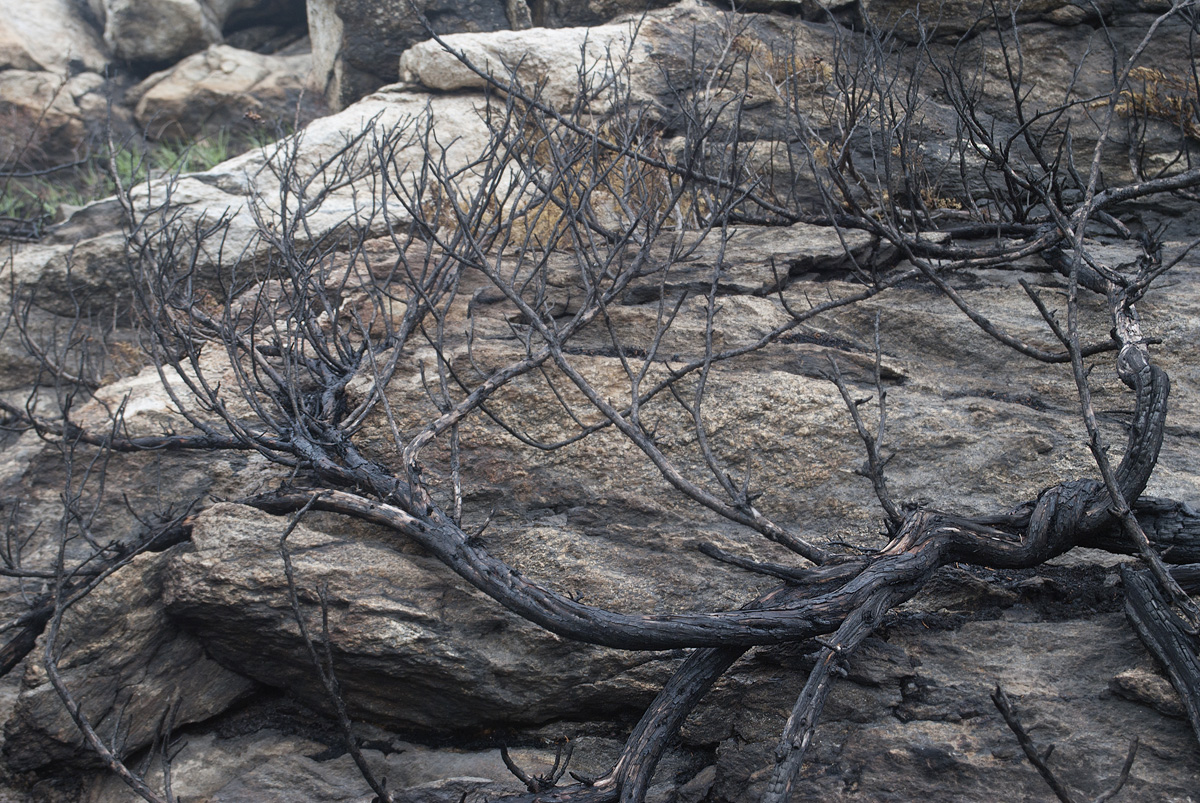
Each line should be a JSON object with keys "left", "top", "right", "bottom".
{"left": 89, "top": 0, "right": 306, "bottom": 68}
{"left": 92, "top": 0, "right": 225, "bottom": 67}
{"left": 397, "top": 21, "right": 642, "bottom": 110}
{"left": 130, "top": 44, "right": 318, "bottom": 139}
{"left": 34, "top": 232, "right": 1200, "bottom": 794}
{"left": 3, "top": 3, "right": 1200, "bottom": 797}
{"left": 133, "top": 217, "right": 1200, "bottom": 744}
{"left": 2, "top": 547, "right": 258, "bottom": 772}
{"left": 0, "top": 0, "right": 109, "bottom": 74}
{"left": 307, "top": 0, "right": 513, "bottom": 110}
{"left": 0, "top": 71, "right": 109, "bottom": 167}
{"left": 15, "top": 0, "right": 1189, "bottom": 309}
{"left": 7, "top": 85, "right": 493, "bottom": 313}
{"left": 163, "top": 503, "right": 687, "bottom": 729}
{"left": 392, "top": 1, "right": 841, "bottom": 168}
{"left": 306, "top": 0, "right": 685, "bottom": 110}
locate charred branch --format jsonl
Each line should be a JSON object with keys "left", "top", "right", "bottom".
{"left": 1123, "top": 566, "right": 1200, "bottom": 746}
{"left": 991, "top": 685, "right": 1139, "bottom": 803}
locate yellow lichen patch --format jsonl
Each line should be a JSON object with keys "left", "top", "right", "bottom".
{"left": 920, "top": 186, "right": 963, "bottom": 211}
{"left": 733, "top": 35, "right": 833, "bottom": 94}
{"left": 1111, "top": 67, "right": 1200, "bottom": 141}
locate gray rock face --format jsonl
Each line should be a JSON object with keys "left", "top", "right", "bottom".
{"left": 692, "top": 610, "right": 1200, "bottom": 802}
{"left": 854, "top": 0, "right": 1171, "bottom": 41}
{"left": 82, "top": 726, "right": 666, "bottom": 802}
{"left": 0, "top": 0, "right": 109, "bottom": 74}
{"left": 9, "top": 87, "right": 493, "bottom": 314}
{"left": 397, "top": 22, "right": 642, "bottom": 110}
{"left": 0, "top": 71, "right": 110, "bottom": 166}
{"left": 308, "top": 0, "right": 512, "bottom": 109}
{"left": 529, "top": 0, "right": 678, "bottom": 27}
{"left": 925, "top": 13, "right": 1200, "bottom": 189}
{"left": 307, "top": 0, "right": 696, "bottom": 110}
{"left": 104, "top": 225, "right": 1200, "bottom": 795}
{"left": 2, "top": 1, "right": 1200, "bottom": 800}
{"left": 130, "top": 44, "right": 318, "bottom": 139}
{"left": 392, "top": 0, "right": 1198, "bottom": 219}
{"left": 2, "top": 548, "right": 257, "bottom": 772}
{"left": 163, "top": 503, "right": 685, "bottom": 729}
{"left": 15, "top": 1, "right": 1192, "bottom": 309}
{"left": 96, "top": 0, "right": 224, "bottom": 66}
{"left": 91, "top": 0, "right": 305, "bottom": 67}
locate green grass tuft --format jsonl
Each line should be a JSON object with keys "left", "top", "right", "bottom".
{"left": 1, "top": 127, "right": 269, "bottom": 238}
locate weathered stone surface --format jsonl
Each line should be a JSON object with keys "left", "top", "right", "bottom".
{"left": 311, "top": 0, "right": 730, "bottom": 110}
{"left": 6, "top": 230, "right": 131, "bottom": 309}
{"left": 89, "top": 0, "right": 305, "bottom": 67}
{"left": 398, "top": 23, "right": 639, "bottom": 111}
{"left": 306, "top": 0, "right": 346, "bottom": 106}
{"left": 0, "top": 0, "right": 109, "bottom": 74}
{"left": 396, "top": 1, "right": 1196, "bottom": 219}
{"left": 8, "top": 86, "right": 493, "bottom": 313}
{"left": 163, "top": 503, "right": 687, "bottom": 729}
{"left": 112, "top": 224, "right": 1196, "bottom": 798}
{"left": 531, "top": 0, "right": 678, "bottom": 27}
{"left": 852, "top": 0, "right": 1173, "bottom": 42}
{"left": 309, "top": 0, "right": 682, "bottom": 109}
{"left": 95, "top": 0, "right": 222, "bottom": 66}
{"left": 308, "top": 0, "right": 512, "bottom": 110}
{"left": 16, "top": 1, "right": 1187, "bottom": 310}
{"left": 2, "top": 2, "right": 1200, "bottom": 799}
{"left": 0, "top": 71, "right": 108, "bottom": 166}
{"left": 2, "top": 547, "right": 258, "bottom": 772}
{"left": 1110, "top": 664, "right": 1187, "bottom": 719}
{"left": 684, "top": 610, "right": 1200, "bottom": 802}
{"left": 925, "top": 13, "right": 1200, "bottom": 189}
{"left": 859, "top": 0, "right": 1080, "bottom": 41}
{"left": 130, "top": 44, "right": 317, "bottom": 139}
{"left": 82, "top": 713, "right": 697, "bottom": 801}
{"left": 396, "top": 2, "right": 836, "bottom": 121}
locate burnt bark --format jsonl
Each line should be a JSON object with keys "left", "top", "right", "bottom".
{"left": 1123, "top": 566, "right": 1200, "bottom": 745}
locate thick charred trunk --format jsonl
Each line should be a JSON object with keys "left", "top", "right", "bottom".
{"left": 1123, "top": 567, "right": 1200, "bottom": 746}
